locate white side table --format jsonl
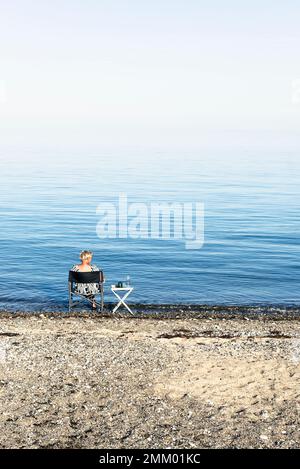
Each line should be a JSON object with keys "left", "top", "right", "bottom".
{"left": 111, "top": 285, "right": 134, "bottom": 315}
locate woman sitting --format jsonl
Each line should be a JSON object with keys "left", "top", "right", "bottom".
{"left": 71, "top": 250, "right": 101, "bottom": 310}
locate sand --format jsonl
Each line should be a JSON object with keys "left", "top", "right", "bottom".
{"left": 0, "top": 313, "right": 299, "bottom": 448}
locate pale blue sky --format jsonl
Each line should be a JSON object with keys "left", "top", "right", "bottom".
{"left": 0, "top": 0, "right": 299, "bottom": 151}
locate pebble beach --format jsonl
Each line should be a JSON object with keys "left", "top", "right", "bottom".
{"left": 0, "top": 310, "right": 299, "bottom": 449}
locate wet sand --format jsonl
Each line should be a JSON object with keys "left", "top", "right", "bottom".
{"left": 0, "top": 312, "right": 299, "bottom": 448}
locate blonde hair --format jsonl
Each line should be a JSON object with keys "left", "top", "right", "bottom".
{"left": 80, "top": 250, "right": 93, "bottom": 261}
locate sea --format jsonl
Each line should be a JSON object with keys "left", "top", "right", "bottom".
{"left": 0, "top": 149, "right": 299, "bottom": 311}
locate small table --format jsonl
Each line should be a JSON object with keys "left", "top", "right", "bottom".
{"left": 111, "top": 285, "right": 134, "bottom": 315}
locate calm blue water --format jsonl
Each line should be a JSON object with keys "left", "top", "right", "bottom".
{"left": 0, "top": 150, "right": 299, "bottom": 311}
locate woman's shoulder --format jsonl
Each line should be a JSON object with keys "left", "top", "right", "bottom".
{"left": 71, "top": 264, "right": 79, "bottom": 271}
{"left": 91, "top": 264, "right": 100, "bottom": 271}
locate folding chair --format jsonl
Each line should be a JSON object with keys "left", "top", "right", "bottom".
{"left": 68, "top": 271, "right": 104, "bottom": 312}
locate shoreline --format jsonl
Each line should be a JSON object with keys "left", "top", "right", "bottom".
{"left": 0, "top": 315, "right": 299, "bottom": 448}
{"left": 1, "top": 303, "right": 300, "bottom": 320}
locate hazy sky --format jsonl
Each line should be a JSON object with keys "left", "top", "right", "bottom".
{"left": 0, "top": 0, "right": 299, "bottom": 151}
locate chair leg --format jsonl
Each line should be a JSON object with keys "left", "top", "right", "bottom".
{"left": 95, "top": 293, "right": 102, "bottom": 313}
{"left": 69, "top": 293, "right": 72, "bottom": 313}
{"left": 68, "top": 285, "right": 72, "bottom": 312}
{"left": 101, "top": 285, "right": 104, "bottom": 312}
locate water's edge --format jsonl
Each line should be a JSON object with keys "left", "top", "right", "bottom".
{"left": 1, "top": 304, "right": 300, "bottom": 320}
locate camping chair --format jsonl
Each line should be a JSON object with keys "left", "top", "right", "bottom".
{"left": 68, "top": 271, "right": 104, "bottom": 312}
